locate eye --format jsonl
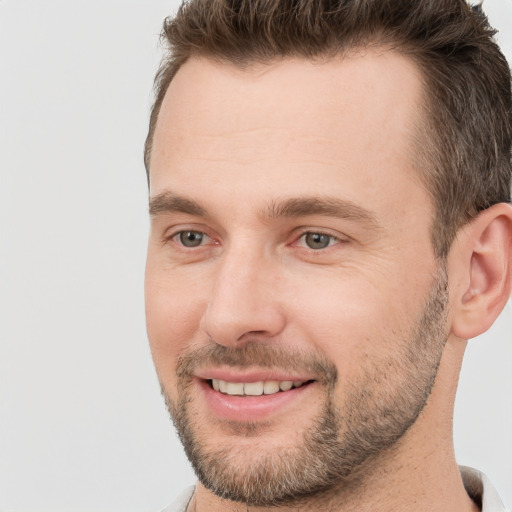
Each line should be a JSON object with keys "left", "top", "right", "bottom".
{"left": 301, "top": 232, "right": 338, "bottom": 250}
{"left": 176, "top": 230, "right": 208, "bottom": 247}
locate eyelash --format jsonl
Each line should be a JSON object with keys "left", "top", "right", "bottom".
{"left": 294, "top": 231, "right": 342, "bottom": 250}
{"left": 168, "top": 229, "right": 343, "bottom": 252}
{"left": 169, "top": 230, "right": 213, "bottom": 248}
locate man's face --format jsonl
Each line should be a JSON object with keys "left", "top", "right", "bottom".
{"left": 145, "top": 53, "right": 449, "bottom": 505}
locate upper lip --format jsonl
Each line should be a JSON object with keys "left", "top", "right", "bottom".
{"left": 194, "top": 368, "right": 314, "bottom": 383}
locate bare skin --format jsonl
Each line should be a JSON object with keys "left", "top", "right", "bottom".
{"left": 146, "top": 52, "right": 512, "bottom": 512}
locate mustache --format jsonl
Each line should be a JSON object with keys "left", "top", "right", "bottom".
{"left": 176, "top": 341, "right": 338, "bottom": 387}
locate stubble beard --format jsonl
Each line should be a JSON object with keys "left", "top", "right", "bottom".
{"left": 162, "top": 267, "right": 449, "bottom": 507}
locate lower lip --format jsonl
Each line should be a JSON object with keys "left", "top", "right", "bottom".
{"left": 197, "top": 379, "right": 315, "bottom": 422}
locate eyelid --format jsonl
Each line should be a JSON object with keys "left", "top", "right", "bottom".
{"left": 298, "top": 232, "right": 339, "bottom": 249}
{"left": 162, "top": 225, "right": 214, "bottom": 246}
{"left": 173, "top": 230, "right": 211, "bottom": 246}
{"left": 292, "top": 228, "right": 348, "bottom": 247}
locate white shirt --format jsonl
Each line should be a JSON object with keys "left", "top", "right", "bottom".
{"left": 160, "top": 467, "right": 506, "bottom": 512}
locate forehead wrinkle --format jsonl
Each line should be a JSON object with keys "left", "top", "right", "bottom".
{"left": 263, "top": 196, "right": 381, "bottom": 229}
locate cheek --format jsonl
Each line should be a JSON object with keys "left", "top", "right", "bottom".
{"left": 288, "top": 273, "right": 419, "bottom": 376}
{"left": 145, "top": 265, "right": 209, "bottom": 382}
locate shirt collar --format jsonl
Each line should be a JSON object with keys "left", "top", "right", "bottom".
{"left": 460, "top": 466, "right": 506, "bottom": 512}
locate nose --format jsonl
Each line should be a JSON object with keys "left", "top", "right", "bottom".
{"left": 199, "top": 245, "right": 286, "bottom": 347}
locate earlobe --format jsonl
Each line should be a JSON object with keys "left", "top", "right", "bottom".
{"left": 451, "top": 203, "right": 512, "bottom": 340}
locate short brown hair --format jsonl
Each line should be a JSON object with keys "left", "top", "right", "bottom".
{"left": 145, "top": 0, "right": 512, "bottom": 257}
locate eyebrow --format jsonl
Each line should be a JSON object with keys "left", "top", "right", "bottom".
{"left": 149, "top": 192, "right": 207, "bottom": 217}
{"left": 264, "top": 197, "right": 380, "bottom": 229}
{"left": 149, "top": 191, "right": 380, "bottom": 229}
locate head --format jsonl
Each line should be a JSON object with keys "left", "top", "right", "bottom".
{"left": 144, "top": 0, "right": 512, "bottom": 508}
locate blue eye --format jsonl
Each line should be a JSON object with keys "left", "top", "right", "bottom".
{"left": 178, "top": 231, "right": 206, "bottom": 247}
{"left": 302, "top": 232, "right": 336, "bottom": 249}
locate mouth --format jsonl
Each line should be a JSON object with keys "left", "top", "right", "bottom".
{"left": 196, "top": 374, "right": 317, "bottom": 422}
{"left": 209, "top": 378, "right": 313, "bottom": 396}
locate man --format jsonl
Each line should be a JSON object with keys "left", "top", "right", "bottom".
{"left": 144, "top": 0, "right": 512, "bottom": 510}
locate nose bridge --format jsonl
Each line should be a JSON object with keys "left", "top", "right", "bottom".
{"left": 200, "top": 238, "right": 285, "bottom": 345}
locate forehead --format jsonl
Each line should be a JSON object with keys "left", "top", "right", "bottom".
{"left": 150, "top": 52, "right": 428, "bottom": 221}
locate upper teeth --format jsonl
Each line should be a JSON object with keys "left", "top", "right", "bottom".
{"left": 211, "top": 379, "right": 305, "bottom": 396}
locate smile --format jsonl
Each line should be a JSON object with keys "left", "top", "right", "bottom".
{"left": 210, "top": 379, "right": 309, "bottom": 396}
{"left": 197, "top": 375, "right": 317, "bottom": 421}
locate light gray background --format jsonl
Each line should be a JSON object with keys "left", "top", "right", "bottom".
{"left": 0, "top": 1, "right": 511, "bottom": 511}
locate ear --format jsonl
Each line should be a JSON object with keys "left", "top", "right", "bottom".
{"left": 450, "top": 203, "right": 512, "bottom": 340}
